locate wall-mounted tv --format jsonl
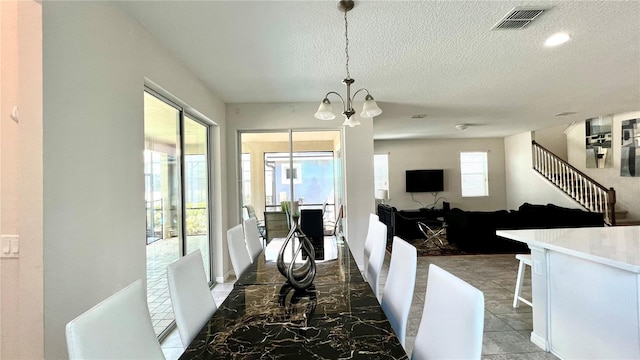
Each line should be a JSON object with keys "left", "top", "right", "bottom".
{"left": 406, "top": 169, "right": 444, "bottom": 192}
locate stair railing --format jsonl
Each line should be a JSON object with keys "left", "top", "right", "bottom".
{"left": 531, "top": 140, "right": 616, "bottom": 225}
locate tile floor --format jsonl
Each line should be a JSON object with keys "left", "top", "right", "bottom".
{"left": 160, "top": 252, "right": 558, "bottom": 360}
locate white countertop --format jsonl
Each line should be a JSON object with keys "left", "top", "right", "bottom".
{"left": 497, "top": 226, "right": 640, "bottom": 273}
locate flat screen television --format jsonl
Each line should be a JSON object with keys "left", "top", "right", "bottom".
{"left": 406, "top": 169, "right": 444, "bottom": 192}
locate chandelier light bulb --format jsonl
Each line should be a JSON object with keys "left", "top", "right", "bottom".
{"left": 360, "top": 95, "right": 382, "bottom": 118}
{"left": 342, "top": 117, "right": 361, "bottom": 127}
{"left": 314, "top": 99, "right": 336, "bottom": 120}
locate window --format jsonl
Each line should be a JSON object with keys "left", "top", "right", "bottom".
{"left": 265, "top": 151, "right": 333, "bottom": 205}
{"left": 374, "top": 154, "right": 389, "bottom": 195}
{"left": 281, "top": 163, "right": 302, "bottom": 184}
{"left": 460, "top": 151, "right": 488, "bottom": 197}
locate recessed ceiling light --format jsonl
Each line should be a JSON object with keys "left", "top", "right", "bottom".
{"left": 545, "top": 32, "right": 571, "bottom": 47}
{"left": 554, "top": 111, "right": 577, "bottom": 116}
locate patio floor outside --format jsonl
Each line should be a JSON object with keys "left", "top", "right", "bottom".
{"left": 146, "top": 235, "right": 210, "bottom": 335}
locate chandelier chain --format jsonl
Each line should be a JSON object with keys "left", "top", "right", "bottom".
{"left": 313, "top": 1, "right": 381, "bottom": 125}
{"left": 344, "top": 10, "right": 350, "bottom": 79}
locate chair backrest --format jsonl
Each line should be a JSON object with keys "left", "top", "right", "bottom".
{"left": 381, "top": 236, "right": 417, "bottom": 348}
{"left": 243, "top": 217, "right": 263, "bottom": 261}
{"left": 324, "top": 204, "right": 344, "bottom": 236}
{"left": 300, "top": 209, "right": 324, "bottom": 241}
{"left": 244, "top": 204, "right": 257, "bottom": 219}
{"left": 412, "top": 264, "right": 485, "bottom": 360}
{"left": 362, "top": 213, "right": 380, "bottom": 281}
{"left": 65, "top": 279, "right": 165, "bottom": 360}
{"left": 334, "top": 204, "right": 344, "bottom": 235}
{"left": 365, "top": 220, "right": 387, "bottom": 300}
{"left": 167, "top": 249, "right": 218, "bottom": 348}
{"left": 264, "top": 211, "right": 289, "bottom": 243}
{"left": 227, "top": 224, "right": 252, "bottom": 278}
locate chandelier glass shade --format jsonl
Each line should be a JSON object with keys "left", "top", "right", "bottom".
{"left": 314, "top": 0, "right": 382, "bottom": 127}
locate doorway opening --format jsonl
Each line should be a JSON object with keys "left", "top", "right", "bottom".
{"left": 239, "top": 130, "right": 343, "bottom": 242}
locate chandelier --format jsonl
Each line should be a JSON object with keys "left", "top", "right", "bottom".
{"left": 314, "top": 0, "right": 382, "bottom": 127}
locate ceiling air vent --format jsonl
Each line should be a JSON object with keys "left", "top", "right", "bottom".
{"left": 492, "top": 7, "right": 549, "bottom": 30}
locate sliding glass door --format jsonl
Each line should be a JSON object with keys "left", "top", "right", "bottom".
{"left": 184, "top": 116, "right": 211, "bottom": 280}
{"left": 240, "top": 130, "right": 342, "bottom": 241}
{"left": 292, "top": 131, "right": 339, "bottom": 221}
{"left": 144, "top": 90, "right": 213, "bottom": 337}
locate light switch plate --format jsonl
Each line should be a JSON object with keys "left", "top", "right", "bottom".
{"left": 533, "top": 259, "right": 543, "bottom": 275}
{"left": 1, "top": 235, "right": 19, "bottom": 258}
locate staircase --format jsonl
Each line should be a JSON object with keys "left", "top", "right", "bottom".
{"left": 614, "top": 209, "right": 640, "bottom": 226}
{"left": 531, "top": 141, "right": 636, "bottom": 226}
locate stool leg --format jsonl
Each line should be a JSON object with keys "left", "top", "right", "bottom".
{"left": 513, "top": 259, "right": 526, "bottom": 308}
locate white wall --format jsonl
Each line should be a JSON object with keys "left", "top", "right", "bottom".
{"left": 42, "top": 2, "right": 225, "bottom": 358}
{"left": 0, "top": 2, "right": 20, "bottom": 358}
{"left": 534, "top": 124, "right": 569, "bottom": 161}
{"left": 225, "top": 103, "right": 375, "bottom": 271}
{"left": 374, "top": 138, "right": 508, "bottom": 211}
{"left": 505, "top": 131, "right": 581, "bottom": 210}
{"left": 1, "top": 1, "right": 43, "bottom": 358}
{"left": 566, "top": 111, "right": 640, "bottom": 220}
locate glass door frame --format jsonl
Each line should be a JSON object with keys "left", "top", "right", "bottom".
{"left": 237, "top": 128, "right": 344, "bottom": 230}
{"left": 145, "top": 87, "right": 216, "bottom": 282}
{"left": 144, "top": 87, "right": 217, "bottom": 340}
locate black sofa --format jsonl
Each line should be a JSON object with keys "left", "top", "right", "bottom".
{"left": 444, "top": 203, "right": 605, "bottom": 253}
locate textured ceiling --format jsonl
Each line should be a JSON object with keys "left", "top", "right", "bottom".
{"left": 118, "top": 0, "right": 640, "bottom": 140}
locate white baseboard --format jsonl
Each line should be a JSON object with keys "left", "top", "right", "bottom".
{"left": 530, "top": 332, "right": 549, "bottom": 351}
{"left": 215, "top": 269, "right": 234, "bottom": 284}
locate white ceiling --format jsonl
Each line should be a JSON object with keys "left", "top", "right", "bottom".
{"left": 118, "top": 0, "right": 640, "bottom": 140}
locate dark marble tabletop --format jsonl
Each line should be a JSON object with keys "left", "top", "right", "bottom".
{"left": 179, "top": 237, "right": 408, "bottom": 359}
{"left": 235, "top": 236, "right": 365, "bottom": 287}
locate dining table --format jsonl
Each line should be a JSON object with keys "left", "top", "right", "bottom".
{"left": 179, "top": 236, "right": 408, "bottom": 359}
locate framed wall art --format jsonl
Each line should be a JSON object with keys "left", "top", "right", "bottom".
{"left": 585, "top": 115, "right": 613, "bottom": 168}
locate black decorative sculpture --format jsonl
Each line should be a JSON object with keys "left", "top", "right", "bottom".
{"left": 278, "top": 282, "right": 317, "bottom": 328}
{"left": 277, "top": 222, "right": 317, "bottom": 290}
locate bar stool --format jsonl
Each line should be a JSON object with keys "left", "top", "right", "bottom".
{"left": 513, "top": 254, "right": 532, "bottom": 308}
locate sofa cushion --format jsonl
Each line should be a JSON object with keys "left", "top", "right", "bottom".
{"left": 445, "top": 203, "right": 603, "bottom": 253}
{"left": 444, "top": 209, "right": 528, "bottom": 253}
{"left": 518, "top": 202, "right": 604, "bottom": 228}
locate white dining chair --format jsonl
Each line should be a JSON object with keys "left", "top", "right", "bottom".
{"left": 243, "top": 217, "right": 263, "bottom": 262}
{"left": 65, "top": 279, "right": 165, "bottom": 360}
{"left": 227, "top": 224, "right": 252, "bottom": 278}
{"left": 412, "top": 264, "right": 485, "bottom": 360}
{"left": 362, "top": 213, "right": 380, "bottom": 281}
{"left": 381, "top": 236, "right": 417, "bottom": 349}
{"left": 365, "top": 220, "right": 388, "bottom": 300}
{"left": 167, "top": 249, "right": 218, "bottom": 348}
